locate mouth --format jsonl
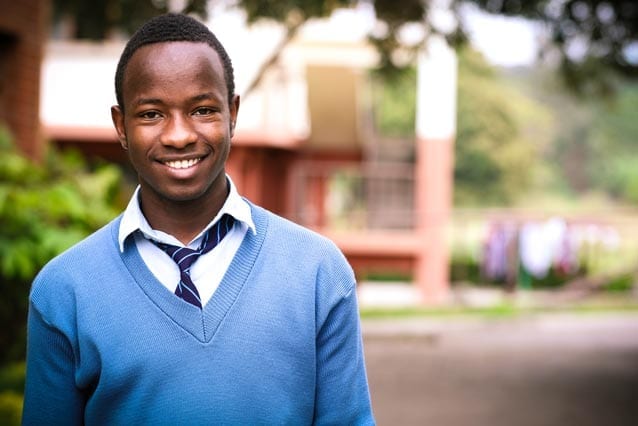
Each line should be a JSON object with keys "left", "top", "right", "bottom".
{"left": 162, "top": 157, "right": 203, "bottom": 170}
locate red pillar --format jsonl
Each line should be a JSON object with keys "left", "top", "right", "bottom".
{"left": 414, "top": 36, "right": 457, "bottom": 304}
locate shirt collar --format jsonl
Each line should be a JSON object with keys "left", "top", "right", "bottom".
{"left": 118, "top": 175, "right": 256, "bottom": 252}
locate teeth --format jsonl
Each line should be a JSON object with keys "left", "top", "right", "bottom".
{"left": 165, "top": 158, "right": 201, "bottom": 169}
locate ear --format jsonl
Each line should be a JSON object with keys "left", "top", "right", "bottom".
{"left": 229, "top": 95, "right": 240, "bottom": 138}
{"left": 111, "top": 105, "right": 128, "bottom": 150}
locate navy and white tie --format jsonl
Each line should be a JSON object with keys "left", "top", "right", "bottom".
{"left": 152, "top": 214, "right": 235, "bottom": 308}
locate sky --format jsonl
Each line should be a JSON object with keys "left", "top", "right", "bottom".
{"left": 463, "top": 7, "right": 542, "bottom": 67}
{"left": 208, "top": 2, "right": 543, "bottom": 68}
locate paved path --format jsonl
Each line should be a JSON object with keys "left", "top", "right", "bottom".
{"left": 363, "top": 313, "right": 638, "bottom": 426}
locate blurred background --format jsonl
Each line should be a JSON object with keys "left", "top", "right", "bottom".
{"left": 1, "top": 0, "right": 637, "bottom": 424}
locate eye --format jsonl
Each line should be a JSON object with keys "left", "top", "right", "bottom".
{"left": 193, "top": 107, "right": 216, "bottom": 116}
{"left": 139, "top": 110, "right": 162, "bottom": 120}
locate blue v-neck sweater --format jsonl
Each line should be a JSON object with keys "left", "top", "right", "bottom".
{"left": 23, "top": 203, "right": 374, "bottom": 425}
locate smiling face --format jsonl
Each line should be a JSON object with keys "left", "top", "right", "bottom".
{"left": 111, "top": 41, "right": 239, "bottom": 212}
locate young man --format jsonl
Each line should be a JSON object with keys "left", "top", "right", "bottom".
{"left": 23, "top": 13, "right": 374, "bottom": 425}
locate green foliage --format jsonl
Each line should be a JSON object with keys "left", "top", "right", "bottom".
{"left": 0, "top": 128, "right": 123, "bottom": 363}
{"left": 604, "top": 274, "right": 634, "bottom": 293}
{"left": 52, "top": 0, "right": 638, "bottom": 96}
{"left": 449, "top": 255, "right": 482, "bottom": 284}
{"left": 0, "top": 135, "right": 121, "bottom": 282}
{"left": 360, "top": 270, "right": 413, "bottom": 282}
{"left": 587, "top": 85, "right": 638, "bottom": 202}
{"left": 449, "top": 251, "right": 587, "bottom": 290}
{"left": 464, "top": 0, "right": 638, "bottom": 95}
{"left": 359, "top": 303, "right": 521, "bottom": 320}
{"left": 455, "top": 47, "right": 552, "bottom": 205}
{"left": 52, "top": 0, "right": 208, "bottom": 39}
{"left": 371, "top": 67, "right": 416, "bottom": 137}
{"left": 238, "top": 0, "right": 353, "bottom": 24}
{"left": 0, "top": 363, "right": 25, "bottom": 395}
{"left": 370, "top": 47, "right": 552, "bottom": 207}
{"left": 0, "top": 362, "right": 24, "bottom": 425}
{"left": 513, "top": 68, "right": 638, "bottom": 203}
{"left": 0, "top": 392, "right": 22, "bottom": 426}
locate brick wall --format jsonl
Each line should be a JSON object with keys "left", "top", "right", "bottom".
{"left": 0, "top": 0, "right": 49, "bottom": 160}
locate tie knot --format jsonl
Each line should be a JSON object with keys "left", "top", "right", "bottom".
{"left": 152, "top": 214, "right": 236, "bottom": 273}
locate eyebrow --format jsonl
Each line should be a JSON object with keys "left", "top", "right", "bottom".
{"left": 134, "top": 92, "right": 220, "bottom": 107}
{"left": 191, "top": 92, "right": 220, "bottom": 103}
{"left": 135, "top": 97, "right": 163, "bottom": 107}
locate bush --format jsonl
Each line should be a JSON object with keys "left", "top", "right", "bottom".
{"left": 0, "top": 363, "right": 25, "bottom": 394}
{"left": 0, "top": 362, "right": 25, "bottom": 425}
{"left": 450, "top": 256, "right": 482, "bottom": 284}
{"left": 0, "top": 391, "right": 22, "bottom": 426}
{"left": 604, "top": 274, "right": 635, "bottom": 293}
{"left": 0, "top": 127, "right": 124, "bottom": 363}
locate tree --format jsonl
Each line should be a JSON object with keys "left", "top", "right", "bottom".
{"left": 52, "top": 0, "right": 638, "bottom": 93}
{"left": 52, "top": 0, "right": 208, "bottom": 39}
{"left": 584, "top": 82, "right": 638, "bottom": 201}
{"left": 369, "top": 47, "right": 552, "bottom": 206}
{"left": 454, "top": 47, "right": 552, "bottom": 205}
{"left": 464, "top": 0, "right": 638, "bottom": 95}
{"left": 499, "top": 64, "right": 638, "bottom": 203}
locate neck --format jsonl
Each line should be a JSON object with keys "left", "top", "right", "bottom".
{"left": 139, "top": 185, "right": 229, "bottom": 245}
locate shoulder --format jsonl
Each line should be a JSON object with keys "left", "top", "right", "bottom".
{"left": 249, "top": 202, "right": 343, "bottom": 257}
{"left": 248, "top": 202, "right": 355, "bottom": 293}
{"left": 30, "top": 217, "right": 121, "bottom": 306}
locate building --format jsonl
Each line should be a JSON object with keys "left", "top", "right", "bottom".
{"left": 40, "top": 9, "right": 456, "bottom": 303}
{"left": 0, "top": 0, "right": 49, "bottom": 160}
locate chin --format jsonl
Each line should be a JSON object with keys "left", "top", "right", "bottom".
{"left": 165, "top": 189, "right": 209, "bottom": 203}
{"left": 142, "top": 177, "right": 221, "bottom": 205}
{"left": 146, "top": 183, "right": 204, "bottom": 203}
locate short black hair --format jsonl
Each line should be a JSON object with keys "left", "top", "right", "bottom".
{"left": 114, "top": 13, "right": 235, "bottom": 110}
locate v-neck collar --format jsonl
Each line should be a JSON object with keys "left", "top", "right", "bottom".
{"left": 113, "top": 203, "right": 268, "bottom": 343}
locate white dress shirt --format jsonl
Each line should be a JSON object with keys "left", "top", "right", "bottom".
{"left": 118, "top": 176, "right": 256, "bottom": 307}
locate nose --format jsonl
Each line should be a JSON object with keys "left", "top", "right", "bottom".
{"left": 160, "top": 114, "right": 197, "bottom": 148}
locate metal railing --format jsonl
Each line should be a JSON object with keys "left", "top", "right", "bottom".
{"left": 291, "top": 161, "right": 415, "bottom": 231}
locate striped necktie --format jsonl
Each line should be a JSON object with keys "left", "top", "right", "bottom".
{"left": 152, "top": 214, "right": 235, "bottom": 308}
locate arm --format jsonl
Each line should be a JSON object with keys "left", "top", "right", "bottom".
{"left": 22, "top": 303, "right": 85, "bottom": 425}
{"left": 314, "top": 285, "right": 375, "bottom": 425}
